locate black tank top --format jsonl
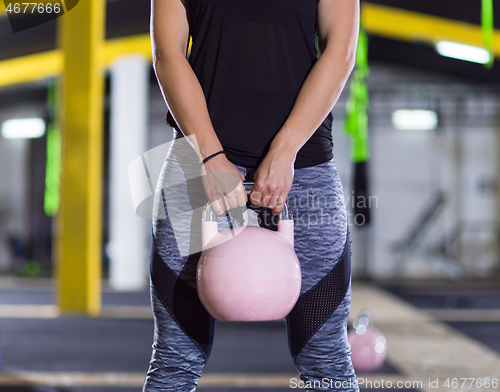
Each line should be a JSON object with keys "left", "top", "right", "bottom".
{"left": 167, "top": 0, "right": 334, "bottom": 169}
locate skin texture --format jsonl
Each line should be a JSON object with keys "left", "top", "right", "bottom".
{"left": 150, "top": 0, "right": 359, "bottom": 214}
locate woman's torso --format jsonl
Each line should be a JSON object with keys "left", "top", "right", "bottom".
{"left": 169, "top": 0, "right": 334, "bottom": 169}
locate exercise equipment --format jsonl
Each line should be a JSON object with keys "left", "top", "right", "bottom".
{"left": 482, "top": 0, "right": 494, "bottom": 69}
{"left": 348, "top": 311, "right": 386, "bottom": 372}
{"left": 197, "top": 183, "right": 301, "bottom": 322}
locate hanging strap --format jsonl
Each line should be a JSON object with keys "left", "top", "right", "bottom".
{"left": 482, "top": 0, "right": 494, "bottom": 69}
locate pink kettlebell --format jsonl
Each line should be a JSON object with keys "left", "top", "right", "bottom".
{"left": 348, "top": 311, "right": 387, "bottom": 372}
{"left": 197, "top": 183, "right": 301, "bottom": 322}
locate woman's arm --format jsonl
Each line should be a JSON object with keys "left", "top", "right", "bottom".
{"left": 151, "top": 0, "right": 246, "bottom": 214}
{"left": 251, "top": 0, "right": 360, "bottom": 214}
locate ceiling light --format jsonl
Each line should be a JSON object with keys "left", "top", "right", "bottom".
{"left": 392, "top": 110, "right": 438, "bottom": 130}
{"left": 435, "top": 41, "right": 491, "bottom": 64}
{"left": 1, "top": 118, "right": 46, "bottom": 139}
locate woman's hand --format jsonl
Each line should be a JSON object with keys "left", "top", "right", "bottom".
{"left": 250, "top": 146, "right": 295, "bottom": 215}
{"left": 201, "top": 154, "right": 247, "bottom": 216}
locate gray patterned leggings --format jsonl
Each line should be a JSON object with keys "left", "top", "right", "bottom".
{"left": 143, "top": 137, "right": 359, "bottom": 391}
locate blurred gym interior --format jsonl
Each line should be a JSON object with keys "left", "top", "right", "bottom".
{"left": 0, "top": 0, "right": 499, "bottom": 391}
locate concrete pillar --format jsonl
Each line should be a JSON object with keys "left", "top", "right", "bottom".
{"left": 108, "top": 55, "right": 150, "bottom": 291}
{"left": 0, "top": 137, "right": 28, "bottom": 271}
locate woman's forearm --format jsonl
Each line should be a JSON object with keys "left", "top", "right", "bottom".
{"left": 270, "top": 0, "right": 360, "bottom": 159}
{"left": 249, "top": 44, "right": 356, "bottom": 211}
{"left": 270, "top": 47, "right": 356, "bottom": 158}
{"left": 153, "top": 52, "right": 223, "bottom": 159}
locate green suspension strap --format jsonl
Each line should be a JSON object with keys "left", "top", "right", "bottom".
{"left": 343, "top": 25, "right": 371, "bottom": 226}
{"left": 482, "top": 0, "right": 494, "bottom": 69}
{"left": 343, "top": 25, "right": 369, "bottom": 163}
{"left": 44, "top": 80, "right": 62, "bottom": 216}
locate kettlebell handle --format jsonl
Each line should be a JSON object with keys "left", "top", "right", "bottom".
{"left": 202, "top": 181, "right": 293, "bottom": 222}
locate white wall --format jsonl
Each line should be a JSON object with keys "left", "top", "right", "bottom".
{"left": 0, "top": 105, "right": 36, "bottom": 271}
{"left": 335, "top": 63, "right": 500, "bottom": 279}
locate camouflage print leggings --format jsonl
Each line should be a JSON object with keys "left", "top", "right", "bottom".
{"left": 143, "top": 134, "right": 359, "bottom": 392}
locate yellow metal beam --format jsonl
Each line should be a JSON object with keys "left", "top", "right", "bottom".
{"left": 0, "top": 50, "right": 62, "bottom": 87}
{"left": 0, "top": 34, "right": 151, "bottom": 88}
{"left": 56, "top": 0, "right": 105, "bottom": 315}
{"left": 102, "top": 34, "right": 152, "bottom": 67}
{"left": 362, "top": 2, "right": 500, "bottom": 56}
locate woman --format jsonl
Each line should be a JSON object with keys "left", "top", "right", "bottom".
{"left": 144, "top": 0, "right": 360, "bottom": 390}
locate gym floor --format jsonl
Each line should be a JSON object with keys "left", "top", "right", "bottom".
{"left": 0, "top": 277, "right": 499, "bottom": 392}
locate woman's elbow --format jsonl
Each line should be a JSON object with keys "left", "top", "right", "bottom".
{"left": 151, "top": 45, "right": 163, "bottom": 72}
{"left": 152, "top": 46, "right": 184, "bottom": 71}
{"left": 342, "top": 38, "right": 358, "bottom": 72}
{"left": 322, "top": 44, "right": 357, "bottom": 75}
{"left": 346, "top": 50, "right": 356, "bottom": 74}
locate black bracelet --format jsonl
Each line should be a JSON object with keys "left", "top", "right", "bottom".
{"left": 201, "top": 150, "right": 225, "bottom": 166}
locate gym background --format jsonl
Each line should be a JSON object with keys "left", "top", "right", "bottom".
{"left": 0, "top": 1, "right": 499, "bottom": 391}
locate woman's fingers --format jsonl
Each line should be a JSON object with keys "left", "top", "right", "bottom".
{"left": 249, "top": 188, "right": 262, "bottom": 206}
{"left": 250, "top": 182, "right": 271, "bottom": 207}
{"left": 267, "top": 193, "right": 282, "bottom": 213}
{"left": 226, "top": 182, "right": 248, "bottom": 210}
{"left": 250, "top": 182, "right": 288, "bottom": 212}
{"left": 217, "top": 175, "right": 246, "bottom": 211}
{"left": 202, "top": 159, "right": 247, "bottom": 215}
{"left": 272, "top": 194, "right": 286, "bottom": 215}
{"left": 237, "top": 172, "right": 248, "bottom": 207}
{"left": 232, "top": 182, "right": 248, "bottom": 208}
{"left": 211, "top": 187, "right": 237, "bottom": 215}
{"left": 261, "top": 192, "right": 277, "bottom": 210}
{"left": 210, "top": 199, "right": 224, "bottom": 216}
{"left": 203, "top": 154, "right": 282, "bottom": 214}
{"left": 224, "top": 192, "right": 239, "bottom": 210}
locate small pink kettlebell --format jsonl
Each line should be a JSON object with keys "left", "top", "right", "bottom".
{"left": 348, "top": 311, "right": 387, "bottom": 372}
{"left": 197, "top": 183, "right": 301, "bottom": 322}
